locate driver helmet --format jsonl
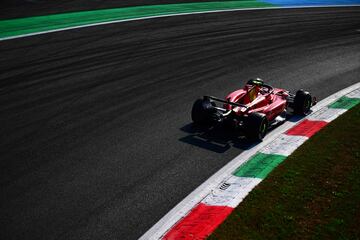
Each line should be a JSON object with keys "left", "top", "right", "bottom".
{"left": 247, "top": 78, "right": 264, "bottom": 86}
{"left": 246, "top": 78, "right": 263, "bottom": 101}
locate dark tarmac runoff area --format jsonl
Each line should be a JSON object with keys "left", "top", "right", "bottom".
{"left": 0, "top": 6, "right": 360, "bottom": 240}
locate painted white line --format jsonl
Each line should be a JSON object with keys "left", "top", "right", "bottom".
{"left": 310, "top": 82, "right": 360, "bottom": 112}
{"left": 202, "top": 176, "right": 262, "bottom": 208}
{"left": 139, "top": 81, "right": 360, "bottom": 240}
{"left": 1, "top": 4, "right": 359, "bottom": 42}
{"left": 139, "top": 121, "right": 299, "bottom": 240}
{"left": 259, "top": 134, "right": 308, "bottom": 156}
{"left": 346, "top": 88, "right": 360, "bottom": 98}
{"left": 307, "top": 107, "right": 347, "bottom": 122}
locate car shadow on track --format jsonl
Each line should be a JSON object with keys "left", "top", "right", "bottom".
{"left": 178, "top": 113, "right": 307, "bottom": 153}
{"left": 179, "top": 123, "right": 254, "bottom": 153}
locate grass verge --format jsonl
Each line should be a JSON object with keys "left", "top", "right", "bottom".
{"left": 209, "top": 103, "right": 360, "bottom": 240}
{"left": 0, "top": 1, "right": 273, "bottom": 39}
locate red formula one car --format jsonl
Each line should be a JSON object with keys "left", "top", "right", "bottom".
{"left": 191, "top": 78, "right": 316, "bottom": 141}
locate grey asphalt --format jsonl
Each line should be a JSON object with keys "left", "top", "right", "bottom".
{"left": 1, "top": 7, "right": 360, "bottom": 240}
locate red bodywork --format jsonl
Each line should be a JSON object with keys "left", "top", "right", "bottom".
{"left": 224, "top": 85, "right": 290, "bottom": 122}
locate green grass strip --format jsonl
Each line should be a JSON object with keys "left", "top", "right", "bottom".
{"left": 210, "top": 104, "right": 360, "bottom": 240}
{"left": 0, "top": 1, "right": 274, "bottom": 39}
{"left": 233, "top": 152, "right": 286, "bottom": 179}
{"left": 328, "top": 96, "right": 360, "bottom": 109}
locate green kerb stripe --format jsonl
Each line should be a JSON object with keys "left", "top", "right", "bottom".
{"left": 233, "top": 152, "right": 286, "bottom": 179}
{"left": 328, "top": 96, "right": 360, "bottom": 110}
{"left": 0, "top": 1, "right": 274, "bottom": 39}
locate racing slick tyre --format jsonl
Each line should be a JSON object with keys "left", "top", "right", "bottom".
{"left": 191, "top": 98, "right": 218, "bottom": 125}
{"left": 293, "top": 90, "right": 312, "bottom": 115}
{"left": 244, "top": 112, "right": 268, "bottom": 141}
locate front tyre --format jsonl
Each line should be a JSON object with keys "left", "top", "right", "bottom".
{"left": 293, "top": 90, "right": 312, "bottom": 115}
{"left": 244, "top": 112, "right": 268, "bottom": 141}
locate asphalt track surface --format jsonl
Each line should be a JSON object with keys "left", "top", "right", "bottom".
{"left": 1, "top": 7, "right": 360, "bottom": 240}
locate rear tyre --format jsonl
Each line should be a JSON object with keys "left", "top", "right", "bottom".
{"left": 293, "top": 90, "right": 312, "bottom": 115}
{"left": 191, "top": 98, "right": 217, "bottom": 125}
{"left": 244, "top": 112, "right": 268, "bottom": 141}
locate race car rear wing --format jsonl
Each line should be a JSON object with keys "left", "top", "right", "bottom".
{"left": 203, "top": 96, "right": 249, "bottom": 109}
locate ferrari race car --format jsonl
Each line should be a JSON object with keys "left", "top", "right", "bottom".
{"left": 191, "top": 78, "right": 316, "bottom": 141}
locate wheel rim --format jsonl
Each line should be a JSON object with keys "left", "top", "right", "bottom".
{"left": 259, "top": 120, "right": 267, "bottom": 139}
{"left": 304, "top": 98, "right": 311, "bottom": 113}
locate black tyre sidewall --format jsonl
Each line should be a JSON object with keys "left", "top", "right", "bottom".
{"left": 245, "top": 112, "right": 268, "bottom": 141}
{"left": 191, "top": 99, "right": 215, "bottom": 125}
{"left": 294, "top": 90, "right": 312, "bottom": 115}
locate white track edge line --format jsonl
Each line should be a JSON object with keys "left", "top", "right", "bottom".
{"left": 1, "top": 4, "right": 360, "bottom": 42}
{"left": 139, "top": 81, "right": 360, "bottom": 240}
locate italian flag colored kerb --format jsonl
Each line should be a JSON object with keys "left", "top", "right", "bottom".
{"left": 162, "top": 87, "right": 360, "bottom": 240}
